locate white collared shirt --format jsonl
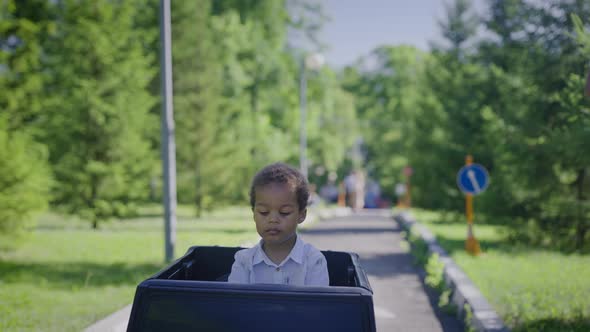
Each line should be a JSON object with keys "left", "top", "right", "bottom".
{"left": 228, "top": 235, "right": 329, "bottom": 286}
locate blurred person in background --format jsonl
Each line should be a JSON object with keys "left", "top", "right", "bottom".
{"left": 344, "top": 171, "right": 356, "bottom": 208}
{"left": 364, "top": 179, "right": 381, "bottom": 209}
{"left": 319, "top": 173, "right": 339, "bottom": 204}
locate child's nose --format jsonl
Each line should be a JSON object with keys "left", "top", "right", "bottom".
{"left": 268, "top": 211, "right": 280, "bottom": 223}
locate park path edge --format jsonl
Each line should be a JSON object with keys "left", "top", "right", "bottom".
{"left": 394, "top": 210, "right": 510, "bottom": 332}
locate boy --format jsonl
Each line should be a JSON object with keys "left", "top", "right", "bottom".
{"left": 228, "top": 162, "right": 329, "bottom": 286}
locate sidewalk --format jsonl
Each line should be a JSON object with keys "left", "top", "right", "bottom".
{"left": 300, "top": 210, "right": 463, "bottom": 332}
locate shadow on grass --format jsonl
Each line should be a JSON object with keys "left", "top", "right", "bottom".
{"left": 119, "top": 215, "right": 249, "bottom": 222}
{"left": 511, "top": 317, "right": 590, "bottom": 332}
{"left": 35, "top": 224, "right": 253, "bottom": 235}
{"left": 431, "top": 234, "right": 547, "bottom": 256}
{"left": 104, "top": 227, "right": 253, "bottom": 235}
{"left": 413, "top": 210, "right": 515, "bottom": 226}
{"left": 0, "top": 261, "right": 163, "bottom": 289}
{"left": 431, "top": 231, "right": 590, "bottom": 256}
{"left": 412, "top": 211, "right": 590, "bottom": 255}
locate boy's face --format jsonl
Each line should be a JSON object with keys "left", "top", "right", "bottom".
{"left": 253, "top": 183, "right": 306, "bottom": 247}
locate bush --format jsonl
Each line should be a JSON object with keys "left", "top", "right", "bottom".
{"left": 404, "top": 225, "right": 457, "bottom": 315}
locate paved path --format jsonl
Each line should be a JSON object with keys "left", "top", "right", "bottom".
{"left": 300, "top": 210, "right": 463, "bottom": 332}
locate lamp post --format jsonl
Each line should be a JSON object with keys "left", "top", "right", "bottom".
{"left": 159, "top": 0, "right": 176, "bottom": 262}
{"left": 299, "top": 53, "right": 324, "bottom": 180}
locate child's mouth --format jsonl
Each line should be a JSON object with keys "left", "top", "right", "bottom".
{"left": 266, "top": 229, "right": 280, "bottom": 235}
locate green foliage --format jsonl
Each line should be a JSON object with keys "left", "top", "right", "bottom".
{"left": 0, "top": 0, "right": 52, "bottom": 134}
{"left": 306, "top": 68, "right": 358, "bottom": 174}
{"left": 424, "top": 253, "right": 458, "bottom": 315}
{"left": 402, "top": 223, "right": 457, "bottom": 315}
{"left": 424, "top": 253, "right": 446, "bottom": 292}
{"left": 406, "top": 227, "right": 429, "bottom": 266}
{"left": 0, "top": 0, "right": 53, "bottom": 235}
{"left": 437, "top": 0, "right": 479, "bottom": 54}
{"left": 464, "top": 303, "right": 476, "bottom": 332}
{"left": 43, "top": 0, "right": 158, "bottom": 227}
{"left": 438, "top": 289, "right": 456, "bottom": 315}
{"left": 0, "top": 126, "right": 51, "bottom": 235}
{"left": 342, "top": 46, "right": 428, "bottom": 197}
{"left": 476, "top": 3, "right": 590, "bottom": 251}
{"left": 346, "top": 0, "right": 590, "bottom": 250}
{"left": 2, "top": 0, "right": 356, "bottom": 228}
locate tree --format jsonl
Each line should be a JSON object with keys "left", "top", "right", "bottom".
{"left": 479, "top": 2, "right": 590, "bottom": 250}
{"left": 44, "top": 0, "right": 158, "bottom": 228}
{"left": 0, "top": 0, "right": 52, "bottom": 133}
{"left": 437, "top": 0, "right": 479, "bottom": 57}
{"left": 342, "top": 46, "right": 430, "bottom": 199}
{"left": 171, "top": 0, "right": 224, "bottom": 213}
{"left": 0, "top": 0, "right": 52, "bottom": 234}
{"left": 0, "top": 125, "right": 51, "bottom": 235}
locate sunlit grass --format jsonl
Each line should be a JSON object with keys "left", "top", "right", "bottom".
{"left": 0, "top": 205, "right": 258, "bottom": 332}
{"left": 411, "top": 209, "right": 590, "bottom": 332}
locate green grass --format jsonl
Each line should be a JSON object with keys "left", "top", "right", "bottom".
{"left": 0, "top": 205, "right": 259, "bottom": 332}
{"left": 410, "top": 209, "right": 590, "bottom": 332}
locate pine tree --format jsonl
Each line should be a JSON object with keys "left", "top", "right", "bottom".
{"left": 0, "top": 0, "right": 52, "bottom": 234}
{"left": 45, "top": 0, "right": 158, "bottom": 228}
{"left": 172, "top": 0, "right": 223, "bottom": 213}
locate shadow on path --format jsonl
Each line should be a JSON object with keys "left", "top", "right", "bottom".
{"left": 301, "top": 227, "right": 399, "bottom": 235}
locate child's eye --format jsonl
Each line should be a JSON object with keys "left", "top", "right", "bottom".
{"left": 280, "top": 212, "right": 292, "bottom": 216}
{"left": 258, "top": 211, "right": 269, "bottom": 216}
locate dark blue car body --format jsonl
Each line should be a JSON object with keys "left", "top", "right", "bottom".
{"left": 127, "top": 246, "right": 376, "bottom": 332}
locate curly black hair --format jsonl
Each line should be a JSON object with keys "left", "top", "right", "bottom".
{"left": 249, "top": 162, "right": 309, "bottom": 211}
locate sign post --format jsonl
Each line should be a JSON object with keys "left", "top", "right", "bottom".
{"left": 456, "top": 155, "right": 489, "bottom": 256}
{"left": 395, "top": 183, "right": 406, "bottom": 207}
{"left": 403, "top": 166, "right": 413, "bottom": 208}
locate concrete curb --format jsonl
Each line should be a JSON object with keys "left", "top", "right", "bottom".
{"left": 84, "top": 304, "right": 131, "bottom": 332}
{"left": 394, "top": 211, "right": 510, "bottom": 332}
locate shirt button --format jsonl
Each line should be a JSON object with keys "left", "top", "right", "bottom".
{"left": 276, "top": 267, "right": 280, "bottom": 272}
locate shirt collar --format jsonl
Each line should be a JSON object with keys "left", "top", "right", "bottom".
{"left": 253, "top": 235, "right": 304, "bottom": 266}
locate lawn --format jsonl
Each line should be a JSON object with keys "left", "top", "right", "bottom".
{"left": 0, "top": 205, "right": 259, "bottom": 332}
{"left": 410, "top": 209, "right": 590, "bottom": 332}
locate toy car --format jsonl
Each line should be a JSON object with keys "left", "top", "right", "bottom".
{"left": 127, "top": 246, "right": 376, "bottom": 332}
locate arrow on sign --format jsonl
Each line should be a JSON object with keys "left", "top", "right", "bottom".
{"left": 467, "top": 170, "right": 481, "bottom": 194}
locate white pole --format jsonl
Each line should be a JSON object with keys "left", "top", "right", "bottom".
{"left": 159, "top": 0, "right": 176, "bottom": 262}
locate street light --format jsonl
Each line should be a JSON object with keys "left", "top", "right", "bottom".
{"left": 299, "top": 53, "right": 324, "bottom": 180}
{"left": 159, "top": 0, "right": 177, "bottom": 262}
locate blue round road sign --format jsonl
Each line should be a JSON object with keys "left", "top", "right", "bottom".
{"left": 457, "top": 164, "right": 489, "bottom": 195}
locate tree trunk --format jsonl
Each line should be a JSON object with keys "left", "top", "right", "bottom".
{"left": 250, "top": 80, "right": 259, "bottom": 162}
{"left": 90, "top": 174, "right": 99, "bottom": 230}
{"left": 195, "top": 158, "right": 202, "bottom": 218}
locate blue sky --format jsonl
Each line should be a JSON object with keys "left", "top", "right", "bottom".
{"left": 320, "top": 0, "right": 487, "bottom": 67}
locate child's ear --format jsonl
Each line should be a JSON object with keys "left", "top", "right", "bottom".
{"left": 298, "top": 209, "right": 307, "bottom": 224}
